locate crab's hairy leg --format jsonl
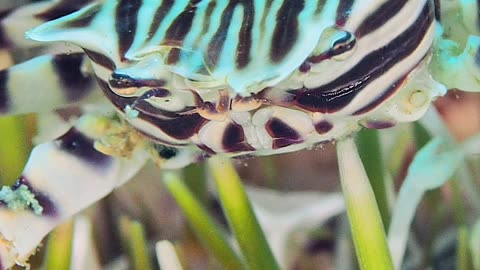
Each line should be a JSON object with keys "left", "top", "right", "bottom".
{"left": 1, "top": 1, "right": 57, "bottom": 50}
{"left": 0, "top": 53, "right": 101, "bottom": 116}
{"left": 0, "top": 109, "right": 202, "bottom": 268}
{"left": 1, "top": 0, "right": 94, "bottom": 51}
{"left": 0, "top": 125, "right": 148, "bottom": 269}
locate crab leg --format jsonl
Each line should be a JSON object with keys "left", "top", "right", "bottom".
{"left": 0, "top": 122, "right": 148, "bottom": 269}
{"left": 0, "top": 53, "right": 100, "bottom": 116}
{"left": 1, "top": 0, "right": 94, "bottom": 50}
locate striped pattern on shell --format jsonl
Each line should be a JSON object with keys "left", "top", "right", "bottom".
{"left": 2, "top": 0, "right": 446, "bottom": 156}
{"left": 1, "top": 1, "right": 480, "bottom": 267}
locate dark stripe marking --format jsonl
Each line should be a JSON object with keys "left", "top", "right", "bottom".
{"left": 62, "top": 3, "right": 101, "bottom": 28}
{"left": 12, "top": 176, "right": 57, "bottom": 217}
{"left": 294, "top": 3, "right": 433, "bottom": 113}
{"left": 477, "top": 0, "right": 480, "bottom": 31}
{"left": 353, "top": 52, "right": 429, "bottom": 115}
{"left": 147, "top": 0, "right": 174, "bottom": 40}
{"left": 57, "top": 127, "right": 112, "bottom": 167}
{"left": 270, "top": 0, "right": 305, "bottom": 62}
{"left": 163, "top": 0, "right": 201, "bottom": 64}
{"left": 200, "top": 1, "right": 217, "bottom": 38}
{"left": 434, "top": 0, "right": 441, "bottom": 21}
{"left": 98, "top": 79, "right": 207, "bottom": 141}
{"left": 166, "top": 48, "right": 181, "bottom": 65}
{"left": 193, "top": 1, "right": 217, "bottom": 63}
{"left": 236, "top": 0, "right": 254, "bottom": 68}
{"left": 148, "top": 113, "right": 206, "bottom": 140}
{"left": 197, "top": 143, "right": 216, "bottom": 156}
{"left": 52, "top": 54, "right": 95, "bottom": 102}
{"left": 136, "top": 88, "right": 171, "bottom": 100}
{"left": 335, "top": 0, "right": 354, "bottom": 27}
{"left": 362, "top": 120, "right": 396, "bottom": 129}
{"left": 222, "top": 122, "right": 254, "bottom": 152}
{"left": 306, "top": 238, "right": 335, "bottom": 254}
{"left": 84, "top": 49, "right": 116, "bottom": 70}
{"left": 109, "top": 72, "right": 166, "bottom": 88}
{"left": 164, "top": 0, "right": 200, "bottom": 42}
{"left": 0, "top": 10, "right": 12, "bottom": 48}
{"left": 266, "top": 118, "right": 303, "bottom": 149}
{"left": 0, "top": 70, "right": 9, "bottom": 113}
{"left": 355, "top": 0, "right": 409, "bottom": 38}
{"left": 115, "top": 0, "right": 142, "bottom": 60}
{"left": 35, "top": 0, "right": 93, "bottom": 21}
{"left": 0, "top": 26, "right": 10, "bottom": 48}
{"left": 207, "top": 1, "right": 238, "bottom": 68}
{"left": 141, "top": 110, "right": 206, "bottom": 140}
{"left": 475, "top": 46, "right": 480, "bottom": 67}
{"left": 353, "top": 75, "right": 408, "bottom": 115}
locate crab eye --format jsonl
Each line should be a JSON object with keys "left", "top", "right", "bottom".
{"left": 330, "top": 32, "right": 356, "bottom": 61}
{"left": 309, "top": 27, "right": 357, "bottom": 64}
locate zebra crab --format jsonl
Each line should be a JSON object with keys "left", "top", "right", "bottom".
{"left": 0, "top": 0, "right": 479, "bottom": 267}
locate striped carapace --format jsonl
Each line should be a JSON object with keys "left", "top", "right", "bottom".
{"left": 0, "top": 0, "right": 480, "bottom": 267}
{"left": 6, "top": 0, "right": 445, "bottom": 157}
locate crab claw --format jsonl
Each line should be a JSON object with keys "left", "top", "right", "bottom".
{"left": 0, "top": 126, "right": 148, "bottom": 268}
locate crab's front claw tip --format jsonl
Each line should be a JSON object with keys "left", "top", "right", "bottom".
{"left": 0, "top": 127, "right": 148, "bottom": 268}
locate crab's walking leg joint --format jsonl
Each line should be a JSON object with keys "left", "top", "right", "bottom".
{"left": 190, "top": 89, "right": 230, "bottom": 121}
{"left": 0, "top": 122, "right": 148, "bottom": 269}
{"left": 0, "top": 53, "right": 99, "bottom": 115}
